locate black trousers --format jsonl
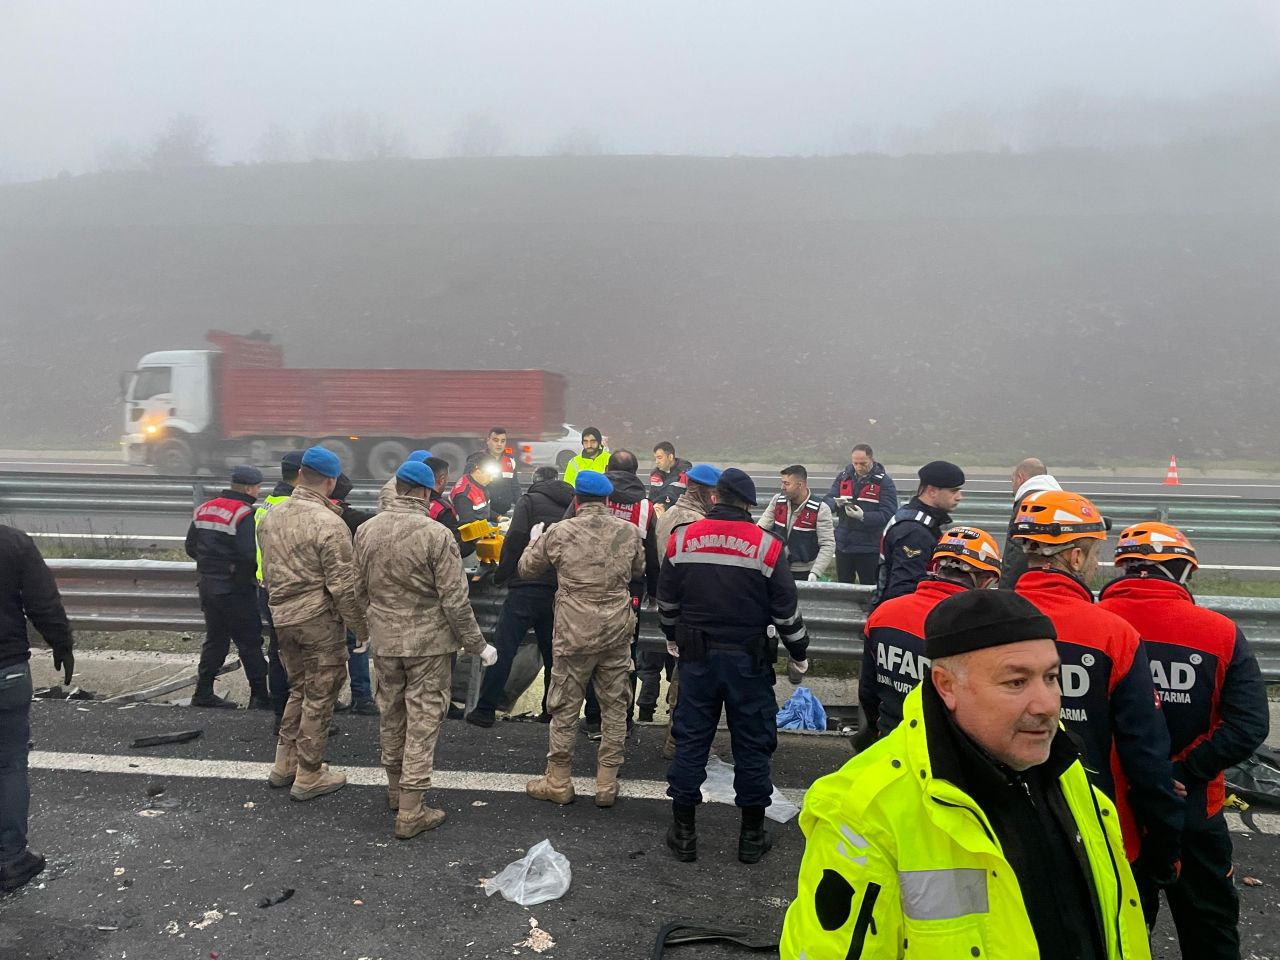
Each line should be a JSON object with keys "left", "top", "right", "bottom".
{"left": 1138, "top": 816, "right": 1240, "bottom": 960}
{"left": 835, "top": 552, "right": 879, "bottom": 585}
{"left": 258, "top": 586, "right": 289, "bottom": 714}
{"left": 198, "top": 584, "right": 266, "bottom": 686}
{"left": 474, "top": 584, "right": 555, "bottom": 716}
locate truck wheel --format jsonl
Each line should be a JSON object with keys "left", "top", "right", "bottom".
{"left": 317, "top": 439, "right": 356, "bottom": 477}
{"left": 154, "top": 438, "right": 195, "bottom": 475}
{"left": 366, "top": 440, "right": 410, "bottom": 481}
{"left": 427, "top": 441, "right": 468, "bottom": 478}
{"left": 556, "top": 450, "right": 575, "bottom": 469}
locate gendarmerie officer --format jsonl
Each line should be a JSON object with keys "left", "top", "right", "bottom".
{"left": 874, "top": 459, "right": 965, "bottom": 606}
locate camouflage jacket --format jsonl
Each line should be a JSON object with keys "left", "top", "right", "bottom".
{"left": 655, "top": 492, "right": 709, "bottom": 555}
{"left": 517, "top": 501, "right": 645, "bottom": 655}
{"left": 257, "top": 485, "right": 368, "bottom": 640}
{"left": 352, "top": 495, "right": 486, "bottom": 658}
{"left": 377, "top": 477, "right": 397, "bottom": 511}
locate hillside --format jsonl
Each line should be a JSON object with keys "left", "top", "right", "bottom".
{"left": 1, "top": 136, "right": 1277, "bottom": 464}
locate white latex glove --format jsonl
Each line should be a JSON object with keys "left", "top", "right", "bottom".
{"left": 807, "top": 571, "right": 820, "bottom": 582}
{"left": 479, "top": 643, "right": 498, "bottom": 667}
{"left": 843, "top": 503, "right": 864, "bottom": 521}
{"left": 791, "top": 658, "right": 810, "bottom": 674}
{"left": 528, "top": 521, "right": 546, "bottom": 543}
{"left": 665, "top": 639, "right": 680, "bottom": 658}
{"left": 351, "top": 638, "right": 369, "bottom": 654}
{"left": 497, "top": 517, "right": 512, "bottom": 533}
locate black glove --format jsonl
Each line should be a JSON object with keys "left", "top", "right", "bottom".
{"left": 53, "top": 647, "right": 75, "bottom": 685}
{"left": 1133, "top": 841, "right": 1181, "bottom": 889}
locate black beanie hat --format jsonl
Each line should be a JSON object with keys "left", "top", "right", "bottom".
{"left": 924, "top": 590, "right": 1056, "bottom": 659}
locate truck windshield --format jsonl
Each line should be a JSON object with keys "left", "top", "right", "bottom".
{"left": 130, "top": 367, "right": 172, "bottom": 400}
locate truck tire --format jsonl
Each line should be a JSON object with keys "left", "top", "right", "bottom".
{"left": 556, "top": 450, "right": 575, "bottom": 469}
{"left": 427, "top": 441, "right": 469, "bottom": 478}
{"left": 317, "top": 439, "right": 356, "bottom": 477}
{"left": 366, "top": 440, "right": 410, "bottom": 481}
{"left": 154, "top": 438, "right": 195, "bottom": 475}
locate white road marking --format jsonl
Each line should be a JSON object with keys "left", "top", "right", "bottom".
{"left": 28, "top": 751, "right": 1279, "bottom": 836}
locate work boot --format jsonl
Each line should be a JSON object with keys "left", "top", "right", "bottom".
{"left": 191, "top": 682, "right": 238, "bottom": 709}
{"left": 351, "top": 699, "right": 379, "bottom": 716}
{"left": 395, "top": 790, "right": 446, "bottom": 840}
{"left": 738, "top": 806, "right": 773, "bottom": 864}
{"left": 247, "top": 680, "right": 272, "bottom": 711}
{"left": 595, "top": 765, "right": 620, "bottom": 808}
{"left": 0, "top": 849, "right": 46, "bottom": 893}
{"left": 465, "top": 708, "right": 495, "bottom": 728}
{"left": 526, "top": 763, "right": 576, "bottom": 805}
{"left": 386, "top": 770, "right": 400, "bottom": 811}
{"left": 267, "top": 742, "right": 297, "bottom": 788}
{"left": 638, "top": 705, "right": 655, "bottom": 723}
{"left": 666, "top": 803, "right": 697, "bottom": 862}
{"left": 290, "top": 764, "right": 346, "bottom": 801}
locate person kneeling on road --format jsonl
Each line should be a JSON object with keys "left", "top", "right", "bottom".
{"left": 353, "top": 460, "right": 496, "bottom": 839}
{"left": 517, "top": 470, "right": 645, "bottom": 809}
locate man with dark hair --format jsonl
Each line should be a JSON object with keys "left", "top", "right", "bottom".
{"left": 186, "top": 464, "right": 268, "bottom": 709}
{"left": 257, "top": 450, "right": 305, "bottom": 721}
{"left": 562, "top": 426, "right": 610, "bottom": 486}
{"left": 421, "top": 455, "right": 471, "bottom": 558}
{"left": 758, "top": 464, "right": 835, "bottom": 582}
{"left": 485, "top": 427, "right": 521, "bottom": 520}
{"left": 467, "top": 464, "right": 575, "bottom": 729}
{"left": 0, "top": 523, "right": 72, "bottom": 893}
{"left": 874, "top": 460, "right": 965, "bottom": 605}
{"left": 450, "top": 452, "right": 499, "bottom": 527}
{"left": 823, "top": 444, "right": 898, "bottom": 585}
{"left": 649, "top": 441, "right": 692, "bottom": 511}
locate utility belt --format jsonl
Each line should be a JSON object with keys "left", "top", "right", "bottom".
{"left": 675, "top": 624, "right": 778, "bottom": 666}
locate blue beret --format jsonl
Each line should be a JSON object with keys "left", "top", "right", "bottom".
{"left": 301, "top": 446, "right": 342, "bottom": 478}
{"left": 716, "top": 467, "right": 757, "bottom": 505}
{"left": 686, "top": 463, "right": 722, "bottom": 487}
{"left": 574, "top": 470, "right": 613, "bottom": 497}
{"left": 395, "top": 460, "right": 437, "bottom": 490}
{"left": 407, "top": 449, "right": 432, "bottom": 463}
{"left": 918, "top": 460, "right": 966, "bottom": 489}
{"left": 230, "top": 465, "right": 263, "bottom": 485}
{"left": 280, "top": 450, "right": 305, "bottom": 468}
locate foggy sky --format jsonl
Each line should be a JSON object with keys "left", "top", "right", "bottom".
{"left": 2, "top": 0, "right": 1278, "bottom": 181}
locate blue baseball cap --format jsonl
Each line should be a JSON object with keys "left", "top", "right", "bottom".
{"left": 575, "top": 470, "right": 613, "bottom": 497}
{"left": 230, "top": 465, "right": 264, "bottom": 485}
{"left": 686, "top": 463, "right": 722, "bottom": 487}
{"left": 301, "top": 446, "right": 342, "bottom": 479}
{"left": 407, "top": 449, "right": 432, "bottom": 463}
{"left": 716, "top": 467, "right": 757, "bottom": 506}
{"left": 395, "top": 460, "right": 437, "bottom": 490}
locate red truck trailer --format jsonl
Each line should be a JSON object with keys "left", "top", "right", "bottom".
{"left": 121, "top": 331, "right": 567, "bottom": 479}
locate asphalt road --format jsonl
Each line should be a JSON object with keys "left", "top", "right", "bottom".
{"left": 3, "top": 701, "right": 1279, "bottom": 960}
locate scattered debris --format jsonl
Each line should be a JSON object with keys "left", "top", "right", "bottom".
{"left": 628, "top": 850, "right": 645, "bottom": 859}
{"left": 113, "top": 868, "right": 126, "bottom": 877}
{"left": 164, "top": 921, "right": 180, "bottom": 936}
{"left": 33, "top": 685, "right": 98, "bottom": 700}
{"left": 353, "top": 899, "right": 364, "bottom": 906}
{"left": 242, "top": 801, "right": 255, "bottom": 809}
{"left": 131, "top": 730, "right": 202, "bottom": 749}
{"left": 146, "top": 784, "right": 166, "bottom": 797}
{"left": 188, "top": 910, "right": 223, "bottom": 930}
{"left": 137, "top": 809, "right": 166, "bottom": 818}
{"left": 515, "top": 918, "right": 556, "bottom": 953}
{"left": 471, "top": 800, "right": 488, "bottom": 807}
{"left": 105, "top": 829, "right": 118, "bottom": 834}
{"left": 96, "top": 925, "right": 118, "bottom": 932}
{"left": 256, "top": 888, "right": 295, "bottom": 909}
{"left": 1242, "top": 876, "right": 1264, "bottom": 887}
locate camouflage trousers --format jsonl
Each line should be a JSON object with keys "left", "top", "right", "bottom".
{"left": 276, "top": 614, "right": 348, "bottom": 772}
{"left": 374, "top": 653, "right": 451, "bottom": 792}
{"left": 547, "top": 645, "right": 632, "bottom": 769}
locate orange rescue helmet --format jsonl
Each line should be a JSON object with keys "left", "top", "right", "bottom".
{"left": 1113, "top": 522, "right": 1198, "bottom": 568}
{"left": 930, "top": 526, "right": 1003, "bottom": 576}
{"left": 1011, "top": 489, "right": 1109, "bottom": 545}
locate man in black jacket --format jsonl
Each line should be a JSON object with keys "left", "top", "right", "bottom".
{"left": 186, "top": 465, "right": 268, "bottom": 709}
{"left": 649, "top": 441, "right": 693, "bottom": 510}
{"left": 873, "top": 460, "right": 965, "bottom": 607}
{"left": 0, "top": 523, "right": 73, "bottom": 893}
{"left": 466, "top": 466, "right": 574, "bottom": 728}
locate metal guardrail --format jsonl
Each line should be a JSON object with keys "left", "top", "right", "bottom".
{"left": 45, "top": 560, "right": 1280, "bottom": 681}
{"left": 4, "top": 471, "right": 1278, "bottom": 543}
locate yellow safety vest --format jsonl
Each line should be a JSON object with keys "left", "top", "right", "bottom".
{"left": 562, "top": 449, "right": 610, "bottom": 487}
{"left": 254, "top": 493, "right": 291, "bottom": 583}
{"left": 780, "top": 684, "right": 1150, "bottom": 960}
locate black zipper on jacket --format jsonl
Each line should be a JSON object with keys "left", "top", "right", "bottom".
{"left": 1085, "top": 782, "right": 1127, "bottom": 958}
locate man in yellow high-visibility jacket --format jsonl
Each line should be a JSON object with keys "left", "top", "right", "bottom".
{"left": 561, "top": 426, "right": 610, "bottom": 487}
{"left": 781, "top": 590, "right": 1151, "bottom": 960}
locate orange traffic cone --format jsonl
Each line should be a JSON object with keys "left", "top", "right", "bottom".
{"left": 1163, "top": 456, "right": 1181, "bottom": 486}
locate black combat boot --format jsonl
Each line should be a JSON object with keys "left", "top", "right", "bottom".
{"left": 247, "top": 679, "right": 273, "bottom": 711}
{"left": 738, "top": 805, "right": 772, "bottom": 864}
{"left": 191, "top": 680, "right": 238, "bottom": 709}
{"left": 666, "top": 802, "right": 697, "bottom": 862}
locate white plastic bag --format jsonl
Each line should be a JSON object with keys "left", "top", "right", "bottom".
{"left": 482, "top": 839, "right": 572, "bottom": 906}
{"left": 700, "top": 755, "right": 800, "bottom": 823}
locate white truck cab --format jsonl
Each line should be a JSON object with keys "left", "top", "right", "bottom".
{"left": 121, "top": 350, "right": 214, "bottom": 472}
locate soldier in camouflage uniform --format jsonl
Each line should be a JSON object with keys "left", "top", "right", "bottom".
{"left": 517, "top": 470, "right": 646, "bottom": 808}
{"left": 258, "top": 447, "right": 368, "bottom": 802}
{"left": 377, "top": 449, "right": 432, "bottom": 510}
{"left": 354, "top": 460, "right": 497, "bottom": 839}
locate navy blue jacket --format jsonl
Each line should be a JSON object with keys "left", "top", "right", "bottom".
{"left": 874, "top": 497, "right": 951, "bottom": 606}
{"left": 823, "top": 462, "right": 898, "bottom": 554}
{"left": 185, "top": 489, "right": 258, "bottom": 595}
{"left": 0, "top": 524, "right": 72, "bottom": 670}
{"left": 495, "top": 478, "right": 575, "bottom": 588}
